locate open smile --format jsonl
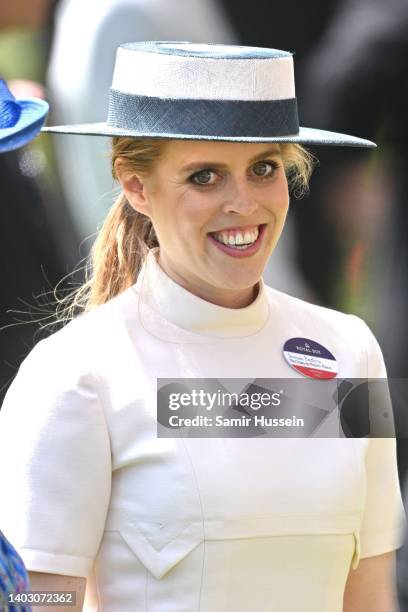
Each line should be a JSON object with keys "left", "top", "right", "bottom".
{"left": 207, "top": 224, "right": 267, "bottom": 258}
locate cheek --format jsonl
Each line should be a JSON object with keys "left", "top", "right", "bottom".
{"left": 266, "top": 178, "right": 290, "bottom": 215}
{"left": 175, "top": 191, "right": 219, "bottom": 232}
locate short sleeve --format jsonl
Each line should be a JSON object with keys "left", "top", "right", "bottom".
{"left": 350, "top": 316, "right": 407, "bottom": 559}
{"left": 0, "top": 335, "right": 112, "bottom": 578}
{"left": 359, "top": 437, "right": 406, "bottom": 559}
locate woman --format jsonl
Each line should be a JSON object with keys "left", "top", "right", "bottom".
{"left": 0, "top": 42, "right": 405, "bottom": 611}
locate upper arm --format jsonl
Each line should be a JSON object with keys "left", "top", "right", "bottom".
{"left": 343, "top": 551, "right": 397, "bottom": 612}
{"left": 28, "top": 572, "right": 86, "bottom": 612}
{"left": 344, "top": 318, "right": 405, "bottom": 611}
{"left": 349, "top": 318, "right": 406, "bottom": 560}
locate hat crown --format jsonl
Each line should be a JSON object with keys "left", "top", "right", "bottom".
{"left": 0, "top": 80, "right": 22, "bottom": 129}
{"left": 120, "top": 41, "right": 291, "bottom": 60}
{"left": 107, "top": 40, "right": 299, "bottom": 139}
{"left": 112, "top": 41, "right": 295, "bottom": 102}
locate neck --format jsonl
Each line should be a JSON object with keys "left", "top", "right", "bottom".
{"left": 157, "top": 253, "right": 259, "bottom": 309}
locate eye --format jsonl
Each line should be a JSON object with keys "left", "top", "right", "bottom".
{"left": 189, "top": 169, "right": 218, "bottom": 185}
{"left": 251, "top": 160, "right": 280, "bottom": 178}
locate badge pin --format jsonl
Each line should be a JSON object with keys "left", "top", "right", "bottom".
{"left": 283, "top": 337, "right": 338, "bottom": 380}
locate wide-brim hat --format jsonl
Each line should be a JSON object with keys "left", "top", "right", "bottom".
{"left": 0, "top": 80, "right": 49, "bottom": 153}
{"left": 42, "top": 41, "right": 375, "bottom": 148}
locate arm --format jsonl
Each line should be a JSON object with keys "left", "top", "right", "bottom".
{"left": 343, "top": 551, "right": 397, "bottom": 612}
{"left": 342, "top": 321, "right": 406, "bottom": 611}
{"left": 28, "top": 572, "right": 86, "bottom": 612}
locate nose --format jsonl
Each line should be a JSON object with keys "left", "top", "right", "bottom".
{"left": 220, "top": 178, "right": 259, "bottom": 217}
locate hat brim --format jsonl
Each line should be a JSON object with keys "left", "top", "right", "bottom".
{"left": 41, "top": 122, "right": 376, "bottom": 148}
{"left": 0, "top": 98, "right": 49, "bottom": 153}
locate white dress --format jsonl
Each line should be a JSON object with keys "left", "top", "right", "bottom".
{"left": 0, "top": 248, "right": 405, "bottom": 611}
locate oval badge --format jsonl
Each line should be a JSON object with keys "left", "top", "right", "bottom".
{"left": 283, "top": 337, "right": 338, "bottom": 379}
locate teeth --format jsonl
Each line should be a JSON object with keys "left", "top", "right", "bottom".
{"left": 213, "top": 227, "right": 260, "bottom": 247}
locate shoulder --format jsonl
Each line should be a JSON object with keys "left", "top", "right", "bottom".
{"left": 0, "top": 294, "right": 133, "bottom": 441}
{"left": 264, "top": 285, "right": 385, "bottom": 377}
{"left": 265, "top": 285, "right": 368, "bottom": 333}
{"left": 15, "top": 290, "right": 128, "bottom": 382}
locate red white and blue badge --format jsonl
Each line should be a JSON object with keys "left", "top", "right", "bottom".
{"left": 283, "top": 337, "right": 338, "bottom": 380}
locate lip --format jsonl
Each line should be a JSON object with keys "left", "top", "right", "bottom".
{"left": 207, "top": 224, "right": 267, "bottom": 258}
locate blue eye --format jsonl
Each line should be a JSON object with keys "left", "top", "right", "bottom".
{"left": 188, "top": 159, "right": 280, "bottom": 186}
{"left": 190, "top": 169, "right": 215, "bottom": 185}
{"left": 252, "top": 160, "right": 279, "bottom": 177}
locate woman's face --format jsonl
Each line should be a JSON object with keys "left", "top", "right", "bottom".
{"left": 122, "top": 140, "right": 290, "bottom": 307}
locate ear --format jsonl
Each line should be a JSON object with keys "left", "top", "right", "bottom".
{"left": 114, "top": 158, "right": 151, "bottom": 217}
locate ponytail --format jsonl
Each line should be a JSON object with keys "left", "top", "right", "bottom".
{"left": 53, "top": 137, "right": 164, "bottom": 323}
{"left": 84, "top": 192, "right": 158, "bottom": 308}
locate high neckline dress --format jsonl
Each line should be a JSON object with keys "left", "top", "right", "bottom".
{"left": 0, "top": 248, "right": 405, "bottom": 611}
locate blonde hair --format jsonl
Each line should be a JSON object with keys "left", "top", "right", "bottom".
{"left": 55, "top": 137, "right": 314, "bottom": 323}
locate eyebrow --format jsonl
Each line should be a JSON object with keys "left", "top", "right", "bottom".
{"left": 179, "top": 147, "right": 281, "bottom": 174}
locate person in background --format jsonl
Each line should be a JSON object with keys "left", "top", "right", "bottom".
{"left": 0, "top": 530, "right": 32, "bottom": 612}
{"left": 0, "top": 0, "right": 76, "bottom": 407}
{"left": 0, "top": 75, "right": 49, "bottom": 612}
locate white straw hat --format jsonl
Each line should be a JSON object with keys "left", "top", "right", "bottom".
{"left": 42, "top": 41, "right": 376, "bottom": 148}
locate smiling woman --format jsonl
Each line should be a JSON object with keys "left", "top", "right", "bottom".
{"left": 119, "top": 141, "right": 284, "bottom": 306}
{"left": 0, "top": 41, "right": 405, "bottom": 612}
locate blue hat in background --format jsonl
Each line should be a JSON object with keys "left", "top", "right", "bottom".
{"left": 0, "top": 79, "right": 49, "bottom": 153}
{"left": 42, "top": 41, "right": 376, "bottom": 148}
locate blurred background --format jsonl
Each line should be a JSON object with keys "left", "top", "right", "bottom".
{"left": 1, "top": 0, "right": 408, "bottom": 604}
